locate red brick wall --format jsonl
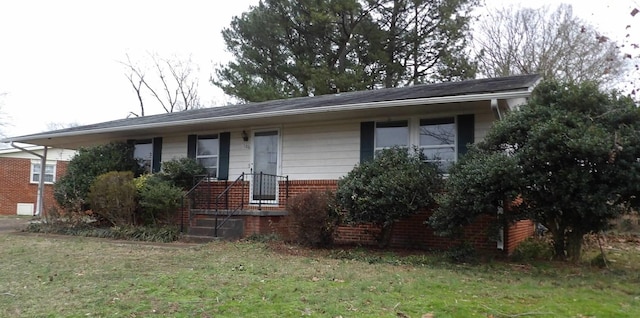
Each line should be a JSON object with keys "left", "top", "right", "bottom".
{"left": 0, "top": 158, "right": 68, "bottom": 216}
{"left": 183, "top": 179, "right": 534, "bottom": 254}
{"left": 506, "top": 220, "right": 536, "bottom": 254}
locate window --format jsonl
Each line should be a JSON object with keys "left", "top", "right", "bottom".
{"left": 31, "top": 161, "right": 56, "bottom": 184}
{"left": 197, "top": 135, "right": 219, "bottom": 178}
{"left": 375, "top": 121, "right": 409, "bottom": 154}
{"left": 420, "top": 117, "right": 456, "bottom": 171}
{"left": 133, "top": 140, "right": 153, "bottom": 173}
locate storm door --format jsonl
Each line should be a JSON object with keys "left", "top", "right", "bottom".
{"left": 251, "top": 130, "right": 279, "bottom": 202}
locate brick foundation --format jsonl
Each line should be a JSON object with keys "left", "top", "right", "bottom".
{"left": 183, "top": 179, "right": 534, "bottom": 254}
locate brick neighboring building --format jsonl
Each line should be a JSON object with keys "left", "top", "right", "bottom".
{"left": 0, "top": 146, "right": 75, "bottom": 216}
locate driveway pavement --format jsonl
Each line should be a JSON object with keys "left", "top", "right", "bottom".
{"left": 0, "top": 216, "right": 32, "bottom": 233}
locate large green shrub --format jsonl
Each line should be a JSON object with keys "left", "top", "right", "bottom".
{"left": 287, "top": 190, "right": 341, "bottom": 247}
{"left": 54, "top": 142, "right": 142, "bottom": 211}
{"left": 158, "top": 157, "right": 207, "bottom": 190}
{"left": 430, "top": 80, "right": 640, "bottom": 261}
{"left": 87, "top": 171, "right": 137, "bottom": 226}
{"left": 136, "top": 174, "right": 184, "bottom": 225}
{"left": 336, "top": 147, "right": 443, "bottom": 247}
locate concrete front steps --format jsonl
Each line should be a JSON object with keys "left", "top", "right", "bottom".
{"left": 184, "top": 217, "right": 244, "bottom": 242}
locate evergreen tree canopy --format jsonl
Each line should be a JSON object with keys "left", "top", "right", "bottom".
{"left": 214, "top": 0, "right": 478, "bottom": 102}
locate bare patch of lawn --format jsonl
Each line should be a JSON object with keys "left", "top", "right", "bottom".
{"left": 0, "top": 234, "right": 638, "bottom": 317}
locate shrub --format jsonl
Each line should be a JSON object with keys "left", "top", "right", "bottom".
{"left": 158, "top": 157, "right": 207, "bottom": 190}
{"left": 287, "top": 190, "right": 341, "bottom": 247}
{"left": 336, "top": 147, "right": 443, "bottom": 247}
{"left": 54, "top": 142, "right": 141, "bottom": 210}
{"left": 444, "top": 242, "right": 477, "bottom": 263}
{"left": 136, "top": 174, "right": 184, "bottom": 225}
{"left": 511, "top": 237, "right": 553, "bottom": 261}
{"left": 87, "top": 171, "right": 137, "bottom": 226}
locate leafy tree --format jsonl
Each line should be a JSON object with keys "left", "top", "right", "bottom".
{"left": 473, "top": 4, "right": 625, "bottom": 85}
{"left": 54, "top": 142, "right": 142, "bottom": 210}
{"left": 429, "top": 80, "right": 640, "bottom": 261}
{"left": 214, "top": 0, "right": 478, "bottom": 102}
{"left": 336, "top": 147, "right": 443, "bottom": 247}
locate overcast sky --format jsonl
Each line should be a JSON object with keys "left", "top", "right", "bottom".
{"left": 0, "top": 0, "right": 637, "bottom": 142}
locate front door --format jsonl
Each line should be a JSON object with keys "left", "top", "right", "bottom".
{"left": 252, "top": 130, "right": 279, "bottom": 202}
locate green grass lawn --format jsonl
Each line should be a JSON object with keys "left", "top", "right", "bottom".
{"left": 1, "top": 233, "right": 638, "bottom": 317}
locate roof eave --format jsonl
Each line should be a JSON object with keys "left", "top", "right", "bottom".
{"left": 3, "top": 90, "right": 532, "bottom": 144}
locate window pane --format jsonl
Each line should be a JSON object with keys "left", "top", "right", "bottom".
{"left": 133, "top": 143, "right": 153, "bottom": 161}
{"left": 32, "top": 164, "right": 41, "bottom": 173}
{"left": 197, "top": 138, "right": 218, "bottom": 156}
{"left": 32, "top": 173, "right": 40, "bottom": 182}
{"left": 45, "top": 164, "right": 55, "bottom": 174}
{"left": 198, "top": 158, "right": 218, "bottom": 178}
{"left": 421, "top": 147, "right": 455, "bottom": 161}
{"left": 376, "top": 122, "right": 408, "bottom": 148}
{"left": 44, "top": 174, "right": 54, "bottom": 183}
{"left": 420, "top": 120, "right": 455, "bottom": 146}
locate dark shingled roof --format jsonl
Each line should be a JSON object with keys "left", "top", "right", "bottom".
{"left": 4, "top": 74, "right": 540, "bottom": 143}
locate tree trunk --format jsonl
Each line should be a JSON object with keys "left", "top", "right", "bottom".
{"left": 377, "top": 222, "right": 394, "bottom": 248}
{"left": 548, "top": 221, "right": 567, "bottom": 260}
{"left": 565, "top": 229, "right": 584, "bottom": 262}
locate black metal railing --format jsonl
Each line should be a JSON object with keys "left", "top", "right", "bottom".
{"left": 181, "top": 172, "right": 289, "bottom": 236}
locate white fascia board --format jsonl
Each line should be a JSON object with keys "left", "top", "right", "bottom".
{"left": 7, "top": 90, "right": 531, "bottom": 142}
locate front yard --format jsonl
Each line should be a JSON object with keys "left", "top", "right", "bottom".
{"left": 1, "top": 233, "right": 639, "bottom": 317}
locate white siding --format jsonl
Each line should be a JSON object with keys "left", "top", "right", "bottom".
{"left": 281, "top": 122, "right": 360, "bottom": 180}
{"left": 229, "top": 131, "right": 251, "bottom": 180}
{"left": 155, "top": 106, "right": 497, "bottom": 181}
{"left": 474, "top": 108, "right": 496, "bottom": 143}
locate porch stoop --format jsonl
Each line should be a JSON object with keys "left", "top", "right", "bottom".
{"left": 185, "top": 217, "right": 244, "bottom": 242}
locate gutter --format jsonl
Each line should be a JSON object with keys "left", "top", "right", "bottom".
{"left": 4, "top": 90, "right": 533, "bottom": 143}
{"left": 10, "top": 142, "right": 47, "bottom": 217}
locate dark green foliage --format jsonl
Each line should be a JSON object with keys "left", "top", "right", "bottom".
{"left": 430, "top": 80, "right": 640, "bottom": 261}
{"left": 287, "top": 190, "right": 341, "bottom": 247}
{"left": 444, "top": 242, "right": 477, "bottom": 263}
{"left": 157, "top": 157, "right": 206, "bottom": 190}
{"left": 87, "top": 171, "right": 137, "bottom": 226}
{"left": 214, "top": 0, "right": 478, "bottom": 102}
{"left": 336, "top": 147, "right": 443, "bottom": 247}
{"left": 54, "top": 142, "right": 141, "bottom": 210}
{"left": 511, "top": 237, "right": 554, "bottom": 262}
{"left": 135, "top": 174, "right": 184, "bottom": 226}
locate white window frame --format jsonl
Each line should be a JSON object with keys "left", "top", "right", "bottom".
{"left": 30, "top": 160, "right": 56, "bottom": 184}
{"left": 196, "top": 134, "right": 220, "bottom": 179}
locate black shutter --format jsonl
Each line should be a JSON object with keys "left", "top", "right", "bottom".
{"left": 187, "top": 134, "right": 197, "bottom": 159}
{"left": 152, "top": 137, "right": 163, "bottom": 173}
{"left": 456, "top": 114, "right": 475, "bottom": 157}
{"left": 218, "top": 132, "right": 231, "bottom": 180}
{"left": 360, "top": 121, "right": 375, "bottom": 163}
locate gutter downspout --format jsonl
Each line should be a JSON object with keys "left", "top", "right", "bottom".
{"left": 10, "top": 142, "right": 48, "bottom": 217}
{"left": 490, "top": 98, "right": 502, "bottom": 120}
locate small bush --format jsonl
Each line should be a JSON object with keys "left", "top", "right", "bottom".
{"left": 87, "top": 171, "right": 137, "bottom": 226}
{"left": 158, "top": 157, "right": 207, "bottom": 190}
{"left": 287, "top": 190, "right": 341, "bottom": 247}
{"left": 511, "top": 237, "right": 553, "bottom": 261}
{"left": 136, "top": 174, "right": 184, "bottom": 225}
